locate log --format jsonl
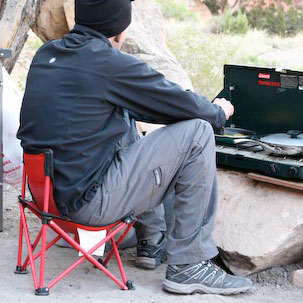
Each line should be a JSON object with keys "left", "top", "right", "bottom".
{"left": 0, "top": 0, "right": 41, "bottom": 73}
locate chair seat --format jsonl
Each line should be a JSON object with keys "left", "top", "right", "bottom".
{"left": 20, "top": 196, "right": 129, "bottom": 232}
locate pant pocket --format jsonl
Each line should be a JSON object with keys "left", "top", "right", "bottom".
{"left": 153, "top": 167, "right": 162, "bottom": 187}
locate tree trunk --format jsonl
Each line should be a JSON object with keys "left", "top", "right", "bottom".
{"left": 0, "top": 0, "right": 41, "bottom": 73}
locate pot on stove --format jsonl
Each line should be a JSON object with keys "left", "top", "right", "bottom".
{"left": 234, "top": 130, "right": 303, "bottom": 156}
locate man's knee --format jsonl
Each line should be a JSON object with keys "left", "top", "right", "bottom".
{"left": 165, "top": 119, "right": 215, "bottom": 153}
{"left": 187, "top": 119, "right": 214, "bottom": 139}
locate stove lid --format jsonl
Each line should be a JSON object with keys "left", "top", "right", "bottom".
{"left": 261, "top": 132, "right": 303, "bottom": 147}
{"left": 216, "top": 65, "right": 303, "bottom": 134}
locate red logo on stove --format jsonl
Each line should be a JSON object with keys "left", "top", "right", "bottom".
{"left": 258, "top": 73, "right": 271, "bottom": 79}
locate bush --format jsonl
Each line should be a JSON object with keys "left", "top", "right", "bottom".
{"left": 219, "top": 10, "right": 249, "bottom": 35}
{"left": 203, "top": 0, "right": 227, "bottom": 15}
{"left": 156, "top": 0, "right": 199, "bottom": 21}
{"left": 243, "top": 1, "right": 303, "bottom": 37}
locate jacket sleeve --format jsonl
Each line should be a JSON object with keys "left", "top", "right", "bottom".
{"left": 128, "top": 110, "right": 161, "bottom": 124}
{"left": 106, "top": 50, "right": 226, "bottom": 128}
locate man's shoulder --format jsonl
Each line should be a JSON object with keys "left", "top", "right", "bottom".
{"left": 111, "top": 48, "right": 140, "bottom": 63}
{"left": 109, "top": 48, "right": 153, "bottom": 75}
{"left": 31, "top": 35, "right": 113, "bottom": 72}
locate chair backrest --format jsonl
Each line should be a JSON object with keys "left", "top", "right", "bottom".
{"left": 23, "top": 149, "right": 77, "bottom": 233}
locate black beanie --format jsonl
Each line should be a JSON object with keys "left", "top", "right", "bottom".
{"left": 75, "top": 0, "right": 134, "bottom": 38}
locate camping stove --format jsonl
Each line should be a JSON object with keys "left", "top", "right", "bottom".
{"left": 215, "top": 65, "right": 303, "bottom": 180}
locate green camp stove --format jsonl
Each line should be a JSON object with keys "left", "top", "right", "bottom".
{"left": 215, "top": 65, "right": 303, "bottom": 180}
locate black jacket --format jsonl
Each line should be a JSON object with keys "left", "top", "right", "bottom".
{"left": 17, "top": 25, "right": 226, "bottom": 216}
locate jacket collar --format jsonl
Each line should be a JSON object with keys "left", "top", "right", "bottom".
{"left": 70, "top": 24, "right": 112, "bottom": 48}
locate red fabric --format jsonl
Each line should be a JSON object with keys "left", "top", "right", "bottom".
{"left": 24, "top": 152, "right": 121, "bottom": 234}
{"left": 24, "top": 153, "right": 45, "bottom": 187}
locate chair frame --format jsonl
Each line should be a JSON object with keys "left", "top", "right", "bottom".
{"left": 15, "top": 149, "right": 136, "bottom": 295}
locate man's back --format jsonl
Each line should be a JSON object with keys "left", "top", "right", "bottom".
{"left": 17, "top": 26, "right": 129, "bottom": 215}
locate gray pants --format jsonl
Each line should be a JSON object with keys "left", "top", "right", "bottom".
{"left": 70, "top": 119, "right": 219, "bottom": 264}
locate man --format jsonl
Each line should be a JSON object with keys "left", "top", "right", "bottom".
{"left": 17, "top": 0, "right": 252, "bottom": 295}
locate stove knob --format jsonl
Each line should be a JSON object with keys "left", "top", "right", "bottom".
{"left": 270, "top": 163, "right": 278, "bottom": 174}
{"left": 289, "top": 167, "right": 298, "bottom": 176}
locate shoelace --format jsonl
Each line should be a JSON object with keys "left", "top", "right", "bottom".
{"left": 203, "top": 260, "right": 225, "bottom": 275}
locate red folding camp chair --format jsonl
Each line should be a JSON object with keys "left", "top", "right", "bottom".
{"left": 15, "top": 149, "right": 136, "bottom": 295}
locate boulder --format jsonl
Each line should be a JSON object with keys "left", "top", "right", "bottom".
{"left": 63, "top": 0, "right": 74, "bottom": 31}
{"left": 215, "top": 168, "right": 303, "bottom": 276}
{"left": 290, "top": 269, "right": 303, "bottom": 287}
{"left": 31, "top": 0, "right": 69, "bottom": 42}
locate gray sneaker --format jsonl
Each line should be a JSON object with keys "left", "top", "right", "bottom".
{"left": 163, "top": 260, "right": 252, "bottom": 295}
{"left": 135, "top": 233, "right": 167, "bottom": 269}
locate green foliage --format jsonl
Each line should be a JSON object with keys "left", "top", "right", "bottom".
{"left": 203, "top": 0, "right": 227, "bottom": 15}
{"left": 156, "top": 0, "right": 199, "bottom": 21}
{"left": 243, "top": 0, "right": 303, "bottom": 37}
{"left": 26, "top": 37, "right": 43, "bottom": 52}
{"left": 165, "top": 24, "right": 275, "bottom": 99}
{"left": 220, "top": 10, "right": 249, "bottom": 35}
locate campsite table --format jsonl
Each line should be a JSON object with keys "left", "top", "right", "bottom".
{"left": 0, "top": 49, "right": 12, "bottom": 232}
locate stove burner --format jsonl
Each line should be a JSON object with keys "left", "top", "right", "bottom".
{"left": 216, "top": 144, "right": 303, "bottom": 180}
{"left": 217, "top": 144, "right": 303, "bottom": 162}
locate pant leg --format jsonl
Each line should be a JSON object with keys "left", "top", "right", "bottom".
{"left": 134, "top": 205, "right": 167, "bottom": 241}
{"left": 119, "top": 111, "right": 167, "bottom": 241}
{"left": 72, "top": 119, "right": 219, "bottom": 264}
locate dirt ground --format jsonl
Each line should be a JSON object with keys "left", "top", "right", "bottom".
{"left": 1, "top": 184, "right": 303, "bottom": 303}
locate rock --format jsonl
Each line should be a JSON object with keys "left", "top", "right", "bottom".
{"left": 290, "top": 269, "right": 303, "bottom": 287}
{"left": 214, "top": 168, "right": 303, "bottom": 276}
{"left": 32, "top": 0, "right": 69, "bottom": 42}
{"left": 63, "top": 0, "right": 74, "bottom": 31}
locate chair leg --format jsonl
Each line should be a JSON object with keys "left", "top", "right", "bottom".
{"left": 14, "top": 205, "right": 28, "bottom": 275}
{"left": 107, "top": 224, "right": 135, "bottom": 290}
{"left": 20, "top": 206, "right": 39, "bottom": 290}
{"left": 104, "top": 223, "right": 133, "bottom": 265}
{"left": 22, "top": 229, "right": 43, "bottom": 270}
{"left": 110, "top": 238, "right": 128, "bottom": 285}
{"left": 35, "top": 224, "right": 49, "bottom": 296}
{"left": 48, "top": 221, "right": 129, "bottom": 290}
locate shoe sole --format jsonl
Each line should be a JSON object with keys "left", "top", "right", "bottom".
{"left": 135, "top": 252, "right": 167, "bottom": 269}
{"left": 135, "top": 256, "right": 161, "bottom": 269}
{"left": 162, "top": 279, "right": 251, "bottom": 295}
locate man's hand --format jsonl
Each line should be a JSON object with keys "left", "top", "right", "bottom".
{"left": 213, "top": 98, "right": 234, "bottom": 121}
